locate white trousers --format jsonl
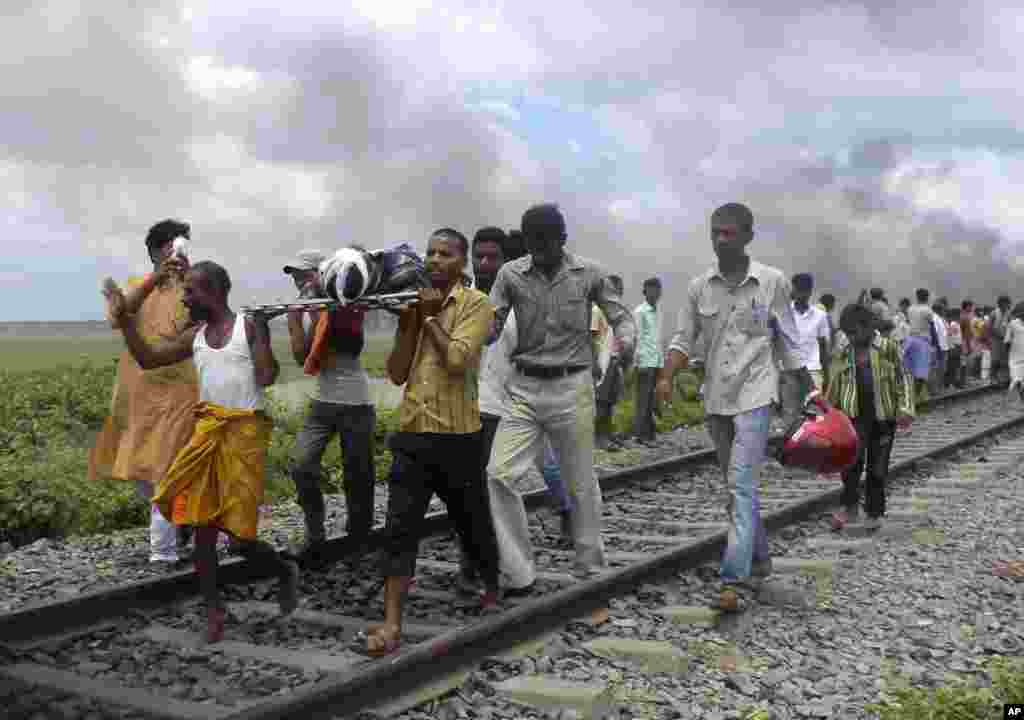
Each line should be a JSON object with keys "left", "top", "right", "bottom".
{"left": 486, "top": 369, "right": 605, "bottom": 588}
{"left": 135, "top": 479, "right": 178, "bottom": 561}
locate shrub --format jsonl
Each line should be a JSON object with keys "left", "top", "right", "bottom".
{"left": 611, "top": 367, "right": 704, "bottom": 435}
{"left": 866, "top": 656, "right": 1024, "bottom": 719}
{"left": 0, "top": 360, "right": 704, "bottom": 545}
{"left": 0, "top": 441, "right": 147, "bottom": 547}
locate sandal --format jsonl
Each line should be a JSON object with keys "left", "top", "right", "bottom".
{"left": 363, "top": 625, "right": 402, "bottom": 657}
{"left": 993, "top": 560, "right": 1024, "bottom": 580}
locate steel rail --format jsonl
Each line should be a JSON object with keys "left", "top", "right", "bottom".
{"left": 0, "top": 380, "right": 1005, "bottom": 650}
{"left": 222, "top": 382, "right": 1024, "bottom": 720}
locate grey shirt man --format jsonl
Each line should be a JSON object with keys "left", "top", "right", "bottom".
{"left": 668, "top": 260, "right": 804, "bottom": 416}
{"left": 907, "top": 303, "right": 934, "bottom": 338}
{"left": 490, "top": 252, "right": 636, "bottom": 367}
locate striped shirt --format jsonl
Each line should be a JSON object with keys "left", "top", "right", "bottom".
{"left": 398, "top": 284, "right": 494, "bottom": 434}
{"left": 825, "top": 335, "right": 915, "bottom": 420}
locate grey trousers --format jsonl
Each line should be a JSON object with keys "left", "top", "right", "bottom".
{"left": 487, "top": 369, "right": 605, "bottom": 588}
{"left": 292, "top": 400, "right": 376, "bottom": 539}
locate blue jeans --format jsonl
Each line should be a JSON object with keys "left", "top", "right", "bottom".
{"left": 706, "top": 406, "right": 771, "bottom": 583}
{"left": 540, "top": 438, "right": 573, "bottom": 513}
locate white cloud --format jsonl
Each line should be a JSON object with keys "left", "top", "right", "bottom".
{"left": 186, "top": 56, "right": 262, "bottom": 99}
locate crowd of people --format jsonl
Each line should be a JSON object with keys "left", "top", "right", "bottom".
{"left": 91, "top": 203, "right": 1023, "bottom": 652}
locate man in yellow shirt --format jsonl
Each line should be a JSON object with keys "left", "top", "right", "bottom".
{"left": 367, "top": 228, "right": 498, "bottom": 655}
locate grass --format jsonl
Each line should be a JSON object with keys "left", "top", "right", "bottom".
{"left": 0, "top": 333, "right": 393, "bottom": 380}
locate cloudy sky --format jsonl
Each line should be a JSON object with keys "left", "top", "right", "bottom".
{"left": 4, "top": 1, "right": 1023, "bottom": 321}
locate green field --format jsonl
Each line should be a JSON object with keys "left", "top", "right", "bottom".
{"left": 0, "top": 333, "right": 393, "bottom": 380}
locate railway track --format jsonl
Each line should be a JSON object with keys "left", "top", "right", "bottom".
{"left": 1, "top": 381, "right": 1021, "bottom": 720}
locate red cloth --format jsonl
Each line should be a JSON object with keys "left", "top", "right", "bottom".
{"left": 303, "top": 306, "right": 366, "bottom": 376}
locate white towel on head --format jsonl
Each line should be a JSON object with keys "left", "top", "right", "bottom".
{"left": 320, "top": 247, "right": 370, "bottom": 304}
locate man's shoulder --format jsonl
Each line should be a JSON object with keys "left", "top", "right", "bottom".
{"left": 563, "top": 252, "right": 606, "bottom": 276}
{"left": 748, "top": 260, "right": 786, "bottom": 285}
{"left": 502, "top": 256, "right": 533, "bottom": 275}
{"left": 459, "top": 285, "right": 492, "bottom": 307}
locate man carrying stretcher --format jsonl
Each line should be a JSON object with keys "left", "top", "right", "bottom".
{"left": 103, "top": 259, "right": 299, "bottom": 643}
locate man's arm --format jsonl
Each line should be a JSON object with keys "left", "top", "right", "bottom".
{"left": 287, "top": 311, "right": 316, "bottom": 366}
{"left": 122, "top": 319, "right": 197, "bottom": 369}
{"left": 104, "top": 282, "right": 196, "bottom": 368}
{"left": 487, "top": 266, "right": 514, "bottom": 345}
{"left": 657, "top": 291, "right": 698, "bottom": 404}
{"left": 246, "top": 315, "right": 280, "bottom": 387}
{"left": 592, "top": 273, "right": 635, "bottom": 364}
{"left": 423, "top": 294, "right": 494, "bottom": 375}
{"left": 817, "top": 314, "right": 831, "bottom": 384}
{"left": 386, "top": 305, "right": 422, "bottom": 386}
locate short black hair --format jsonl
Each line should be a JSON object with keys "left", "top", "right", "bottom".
{"left": 521, "top": 204, "right": 566, "bottom": 240}
{"left": 998, "top": 294, "right": 1012, "bottom": 306}
{"left": 932, "top": 302, "right": 944, "bottom": 314}
{"left": 1012, "top": 302, "right": 1024, "bottom": 319}
{"left": 711, "top": 202, "right": 754, "bottom": 232}
{"left": 946, "top": 308, "right": 960, "bottom": 321}
{"left": 643, "top": 277, "right": 662, "bottom": 289}
{"left": 472, "top": 226, "right": 506, "bottom": 250}
{"left": 145, "top": 219, "right": 189, "bottom": 252}
{"left": 190, "top": 260, "right": 231, "bottom": 298}
{"left": 899, "top": 297, "right": 911, "bottom": 308}
{"left": 962, "top": 299, "right": 974, "bottom": 310}
{"left": 607, "top": 275, "right": 624, "bottom": 295}
{"left": 819, "top": 293, "right": 836, "bottom": 310}
{"left": 431, "top": 228, "right": 469, "bottom": 257}
{"left": 916, "top": 288, "right": 930, "bottom": 303}
{"left": 839, "top": 302, "right": 875, "bottom": 336}
{"left": 792, "top": 273, "right": 814, "bottom": 292}
{"left": 870, "top": 288, "right": 884, "bottom": 301}
{"left": 504, "top": 229, "right": 527, "bottom": 261}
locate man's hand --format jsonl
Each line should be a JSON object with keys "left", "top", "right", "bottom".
{"left": 417, "top": 288, "right": 445, "bottom": 318}
{"left": 656, "top": 375, "right": 673, "bottom": 407}
{"left": 102, "top": 278, "right": 128, "bottom": 325}
{"left": 896, "top": 414, "right": 913, "bottom": 429}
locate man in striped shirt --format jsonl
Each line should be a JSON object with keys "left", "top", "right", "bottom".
{"left": 368, "top": 228, "right": 499, "bottom": 656}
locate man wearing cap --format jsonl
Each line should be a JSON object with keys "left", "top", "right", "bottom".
{"left": 284, "top": 250, "right": 376, "bottom": 567}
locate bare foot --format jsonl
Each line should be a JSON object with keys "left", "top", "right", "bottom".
{"left": 366, "top": 623, "right": 401, "bottom": 656}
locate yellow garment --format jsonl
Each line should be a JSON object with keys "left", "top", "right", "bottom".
{"left": 155, "top": 402, "right": 272, "bottom": 540}
{"left": 399, "top": 284, "right": 493, "bottom": 434}
{"left": 89, "top": 276, "right": 198, "bottom": 485}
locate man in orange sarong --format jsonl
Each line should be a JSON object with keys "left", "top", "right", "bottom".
{"left": 103, "top": 260, "right": 299, "bottom": 643}
{"left": 89, "top": 219, "right": 199, "bottom": 564}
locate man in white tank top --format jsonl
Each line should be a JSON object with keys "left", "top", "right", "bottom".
{"left": 283, "top": 250, "right": 377, "bottom": 568}
{"left": 104, "top": 260, "right": 299, "bottom": 644}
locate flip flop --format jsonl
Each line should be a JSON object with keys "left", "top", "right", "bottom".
{"left": 362, "top": 627, "right": 401, "bottom": 657}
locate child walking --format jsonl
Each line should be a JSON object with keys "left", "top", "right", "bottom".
{"left": 827, "top": 301, "right": 915, "bottom": 530}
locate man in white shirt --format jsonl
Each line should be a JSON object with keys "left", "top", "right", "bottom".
{"left": 790, "top": 273, "right": 831, "bottom": 390}
{"left": 658, "top": 203, "right": 809, "bottom": 612}
{"left": 929, "top": 302, "right": 949, "bottom": 395}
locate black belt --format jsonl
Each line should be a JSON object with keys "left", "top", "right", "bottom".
{"left": 514, "top": 363, "right": 589, "bottom": 379}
